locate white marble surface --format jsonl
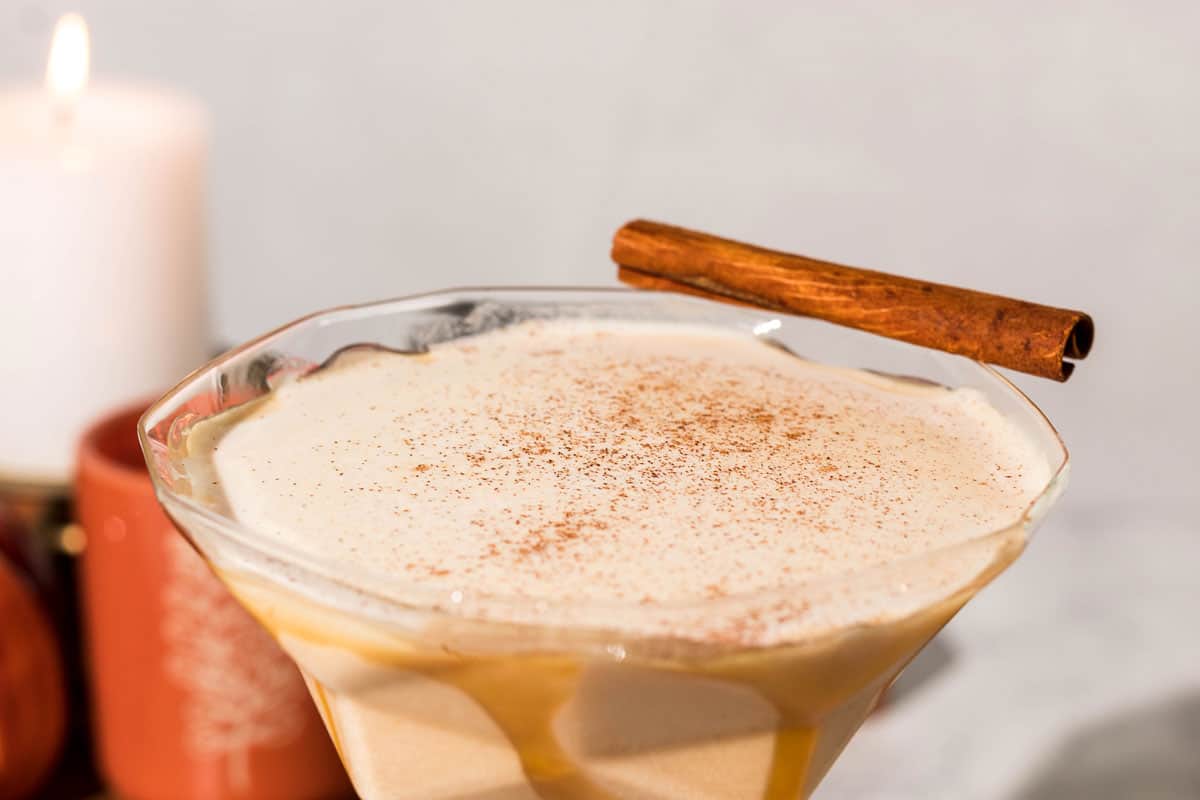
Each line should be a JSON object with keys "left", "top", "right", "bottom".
{"left": 818, "top": 494, "right": 1199, "bottom": 799}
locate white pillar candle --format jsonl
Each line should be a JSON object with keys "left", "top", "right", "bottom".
{"left": 0, "top": 16, "right": 209, "bottom": 484}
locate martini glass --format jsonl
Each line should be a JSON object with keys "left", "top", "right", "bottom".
{"left": 139, "top": 289, "right": 1068, "bottom": 800}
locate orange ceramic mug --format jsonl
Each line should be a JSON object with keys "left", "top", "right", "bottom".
{"left": 76, "top": 403, "right": 353, "bottom": 800}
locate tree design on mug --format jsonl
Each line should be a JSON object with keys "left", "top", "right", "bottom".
{"left": 161, "top": 531, "right": 306, "bottom": 757}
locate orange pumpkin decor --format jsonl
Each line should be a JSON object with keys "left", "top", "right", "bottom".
{"left": 0, "top": 550, "right": 66, "bottom": 800}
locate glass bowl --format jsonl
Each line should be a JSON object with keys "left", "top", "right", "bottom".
{"left": 139, "top": 288, "right": 1068, "bottom": 800}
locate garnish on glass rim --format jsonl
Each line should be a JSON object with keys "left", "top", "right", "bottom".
{"left": 613, "top": 219, "right": 1093, "bottom": 381}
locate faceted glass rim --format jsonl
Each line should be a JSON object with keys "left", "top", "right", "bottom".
{"left": 138, "top": 287, "right": 1069, "bottom": 650}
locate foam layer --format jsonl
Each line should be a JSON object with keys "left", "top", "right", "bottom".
{"left": 200, "top": 319, "right": 1052, "bottom": 645}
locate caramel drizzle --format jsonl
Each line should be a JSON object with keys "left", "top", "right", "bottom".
{"left": 226, "top": 532, "right": 1022, "bottom": 800}
{"left": 245, "top": 600, "right": 976, "bottom": 800}
{"left": 394, "top": 645, "right": 906, "bottom": 800}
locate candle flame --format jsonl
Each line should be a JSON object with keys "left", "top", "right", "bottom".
{"left": 46, "top": 14, "right": 90, "bottom": 103}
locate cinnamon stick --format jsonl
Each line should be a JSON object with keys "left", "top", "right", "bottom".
{"left": 613, "top": 220, "right": 1093, "bottom": 381}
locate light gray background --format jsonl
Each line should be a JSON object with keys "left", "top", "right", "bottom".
{"left": 3, "top": 3, "right": 1196, "bottom": 798}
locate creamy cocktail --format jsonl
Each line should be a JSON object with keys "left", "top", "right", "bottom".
{"left": 141, "top": 291, "right": 1067, "bottom": 799}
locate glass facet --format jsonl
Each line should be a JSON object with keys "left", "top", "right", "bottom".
{"left": 140, "top": 289, "right": 1068, "bottom": 800}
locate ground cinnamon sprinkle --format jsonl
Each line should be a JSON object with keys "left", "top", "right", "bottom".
{"left": 205, "top": 318, "right": 1054, "bottom": 644}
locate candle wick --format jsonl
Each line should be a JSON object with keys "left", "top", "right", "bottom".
{"left": 51, "top": 100, "right": 76, "bottom": 129}
{"left": 47, "top": 98, "right": 88, "bottom": 171}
